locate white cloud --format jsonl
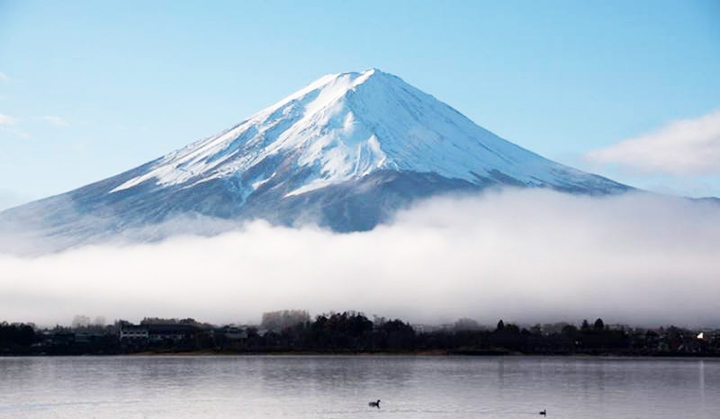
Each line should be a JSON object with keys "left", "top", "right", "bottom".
{"left": 0, "top": 114, "right": 69, "bottom": 138}
{"left": 0, "top": 72, "right": 10, "bottom": 82}
{"left": 1, "top": 189, "right": 719, "bottom": 327}
{"left": 0, "top": 114, "right": 69, "bottom": 127}
{"left": 0, "top": 114, "right": 29, "bottom": 138}
{"left": 0, "top": 113, "right": 17, "bottom": 126}
{"left": 586, "top": 110, "right": 720, "bottom": 175}
{"left": 39, "top": 115, "right": 69, "bottom": 127}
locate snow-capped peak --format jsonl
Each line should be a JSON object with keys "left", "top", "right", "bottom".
{"left": 110, "top": 68, "right": 621, "bottom": 197}
{"left": 0, "top": 68, "right": 631, "bottom": 253}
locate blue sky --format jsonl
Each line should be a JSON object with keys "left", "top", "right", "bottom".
{"left": 1, "top": 0, "right": 719, "bottom": 208}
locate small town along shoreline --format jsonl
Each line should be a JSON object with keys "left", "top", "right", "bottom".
{"left": 2, "top": 310, "right": 718, "bottom": 357}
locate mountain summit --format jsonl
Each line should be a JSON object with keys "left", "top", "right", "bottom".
{"left": 0, "top": 69, "right": 629, "bottom": 252}
{"left": 110, "top": 68, "right": 624, "bottom": 198}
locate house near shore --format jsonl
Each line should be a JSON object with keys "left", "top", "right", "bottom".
{"left": 147, "top": 324, "right": 202, "bottom": 343}
{"left": 119, "top": 325, "right": 149, "bottom": 341}
{"left": 119, "top": 322, "right": 205, "bottom": 346}
{"left": 223, "top": 326, "right": 248, "bottom": 341}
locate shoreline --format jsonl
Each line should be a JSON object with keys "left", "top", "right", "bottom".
{"left": 4, "top": 349, "right": 718, "bottom": 358}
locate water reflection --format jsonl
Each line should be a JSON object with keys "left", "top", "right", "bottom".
{"left": 0, "top": 356, "right": 718, "bottom": 419}
{"left": 699, "top": 360, "right": 705, "bottom": 406}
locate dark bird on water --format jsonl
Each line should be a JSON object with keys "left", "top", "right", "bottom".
{"left": 369, "top": 400, "right": 381, "bottom": 408}
{"left": 539, "top": 409, "right": 547, "bottom": 416}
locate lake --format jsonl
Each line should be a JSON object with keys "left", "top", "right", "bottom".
{"left": 0, "top": 356, "right": 717, "bottom": 418}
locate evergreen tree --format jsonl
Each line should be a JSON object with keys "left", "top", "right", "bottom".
{"left": 594, "top": 318, "right": 605, "bottom": 331}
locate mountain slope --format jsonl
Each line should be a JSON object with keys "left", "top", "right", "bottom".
{"left": 109, "top": 69, "right": 626, "bottom": 198}
{"left": 0, "top": 69, "right": 629, "bottom": 253}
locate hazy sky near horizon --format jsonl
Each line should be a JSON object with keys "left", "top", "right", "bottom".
{"left": 0, "top": 0, "right": 719, "bottom": 209}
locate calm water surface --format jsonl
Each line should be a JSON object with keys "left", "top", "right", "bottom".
{"left": 0, "top": 356, "right": 717, "bottom": 418}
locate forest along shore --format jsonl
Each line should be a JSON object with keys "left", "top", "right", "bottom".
{"left": 2, "top": 311, "right": 718, "bottom": 357}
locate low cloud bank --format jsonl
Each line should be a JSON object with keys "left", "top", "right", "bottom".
{"left": 1, "top": 189, "right": 719, "bottom": 327}
{"left": 586, "top": 110, "right": 720, "bottom": 176}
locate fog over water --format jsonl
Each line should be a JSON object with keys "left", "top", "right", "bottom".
{"left": 1, "top": 189, "right": 719, "bottom": 327}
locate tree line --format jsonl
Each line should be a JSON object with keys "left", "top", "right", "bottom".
{"left": 1, "top": 313, "right": 718, "bottom": 356}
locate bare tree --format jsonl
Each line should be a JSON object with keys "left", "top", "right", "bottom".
{"left": 71, "top": 315, "right": 91, "bottom": 329}
{"left": 261, "top": 310, "right": 310, "bottom": 331}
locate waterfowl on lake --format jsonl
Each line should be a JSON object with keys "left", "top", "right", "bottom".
{"left": 539, "top": 409, "right": 547, "bottom": 416}
{"left": 369, "top": 400, "right": 381, "bottom": 408}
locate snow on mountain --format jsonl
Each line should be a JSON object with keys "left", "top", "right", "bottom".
{"left": 109, "top": 69, "right": 624, "bottom": 199}
{"left": 0, "top": 69, "right": 630, "bottom": 253}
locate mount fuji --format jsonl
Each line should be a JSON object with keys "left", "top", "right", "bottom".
{"left": 0, "top": 69, "right": 630, "bottom": 253}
